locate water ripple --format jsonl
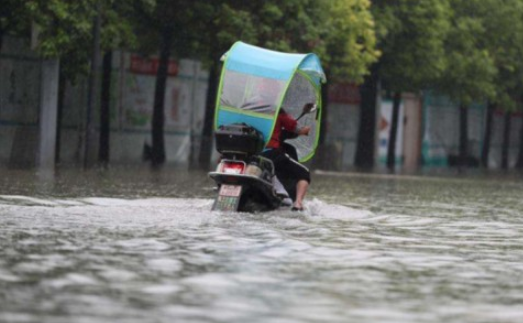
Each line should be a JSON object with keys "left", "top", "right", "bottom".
{"left": 1, "top": 184, "right": 523, "bottom": 323}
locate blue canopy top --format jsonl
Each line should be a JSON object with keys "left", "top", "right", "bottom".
{"left": 222, "top": 41, "right": 326, "bottom": 85}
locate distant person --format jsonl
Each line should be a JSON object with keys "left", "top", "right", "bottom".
{"left": 262, "top": 104, "right": 312, "bottom": 211}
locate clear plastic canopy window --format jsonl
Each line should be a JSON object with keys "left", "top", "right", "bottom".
{"left": 220, "top": 72, "right": 285, "bottom": 115}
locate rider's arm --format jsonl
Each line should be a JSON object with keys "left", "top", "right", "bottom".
{"left": 281, "top": 112, "right": 310, "bottom": 136}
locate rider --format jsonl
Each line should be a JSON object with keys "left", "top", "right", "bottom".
{"left": 262, "top": 104, "right": 313, "bottom": 211}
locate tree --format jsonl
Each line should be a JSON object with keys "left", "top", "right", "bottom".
{"left": 478, "top": 0, "right": 523, "bottom": 169}
{"left": 480, "top": 101, "right": 495, "bottom": 167}
{"left": 354, "top": 64, "right": 380, "bottom": 169}
{"left": 97, "top": 1, "right": 146, "bottom": 166}
{"left": 27, "top": 1, "right": 136, "bottom": 76}
{"left": 131, "top": 0, "right": 212, "bottom": 167}
{"left": 0, "top": 0, "right": 31, "bottom": 50}
{"left": 501, "top": 111, "right": 511, "bottom": 169}
{"left": 370, "top": 0, "right": 450, "bottom": 170}
{"left": 319, "top": 0, "right": 379, "bottom": 169}
{"left": 516, "top": 94, "right": 523, "bottom": 169}
{"left": 20, "top": 0, "right": 142, "bottom": 166}
{"left": 3, "top": 0, "right": 380, "bottom": 169}
{"left": 319, "top": 0, "right": 379, "bottom": 82}
{"left": 98, "top": 50, "right": 112, "bottom": 166}
{"left": 195, "top": 1, "right": 257, "bottom": 169}
{"left": 435, "top": 0, "right": 497, "bottom": 169}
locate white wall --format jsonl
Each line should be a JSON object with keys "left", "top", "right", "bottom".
{"left": 0, "top": 36, "right": 209, "bottom": 166}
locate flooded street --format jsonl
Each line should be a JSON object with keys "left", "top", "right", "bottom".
{"left": 1, "top": 167, "right": 523, "bottom": 323}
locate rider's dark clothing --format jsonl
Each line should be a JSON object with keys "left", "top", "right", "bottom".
{"left": 262, "top": 110, "right": 310, "bottom": 184}
{"left": 262, "top": 148, "right": 310, "bottom": 184}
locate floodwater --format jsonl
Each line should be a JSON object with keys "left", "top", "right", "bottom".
{"left": 1, "top": 166, "right": 523, "bottom": 323}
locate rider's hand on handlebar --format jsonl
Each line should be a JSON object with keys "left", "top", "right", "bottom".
{"left": 298, "top": 126, "right": 311, "bottom": 136}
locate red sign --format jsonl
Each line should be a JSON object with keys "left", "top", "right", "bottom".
{"left": 328, "top": 83, "right": 361, "bottom": 104}
{"left": 130, "top": 55, "right": 179, "bottom": 76}
{"left": 494, "top": 109, "right": 523, "bottom": 117}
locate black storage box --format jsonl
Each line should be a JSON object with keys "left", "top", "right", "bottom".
{"left": 215, "top": 123, "right": 264, "bottom": 155}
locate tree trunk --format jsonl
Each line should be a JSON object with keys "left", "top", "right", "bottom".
{"left": 355, "top": 64, "right": 379, "bottom": 169}
{"left": 516, "top": 113, "right": 523, "bottom": 169}
{"left": 480, "top": 101, "right": 494, "bottom": 168}
{"left": 198, "top": 60, "right": 219, "bottom": 169}
{"left": 313, "top": 80, "right": 330, "bottom": 169}
{"left": 386, "top": 91, "right": 401, "bottom": 170}
{"left": 458, "top": 103, "right": 468, "bottom": 170}
{"left": 0, "top": 25, "right": 6, "bottom": 51}
{"left": 501, "top": 111, "right": 511, "bottom": 170}
{"left": 319, "top": 80, "right": 329, "bottom": 146}
{"left": 151, "top": 25, "right": 173, "bottom": 167}
{"left": 83, "top": 11, "right": 101, "bottom": 169}
{"left": 98, "top": 51, "right": 112, "bottom": 167}
{"left": 55, "top": 67, "right": 66, "bottom": 165}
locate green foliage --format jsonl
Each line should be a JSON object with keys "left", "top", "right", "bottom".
{"left": 4, "top": 0, "right": 379, "bottom": 84}
{"left": 27, "top": 0, "right": 93, "bottom": 58}
{"left": 436, "top": 0, "right": 502, "bottom": 106}
{"left": 249, "top": 0, "right": 321, "bottom": 53}
{"left": 19, "top": 0, "right": 151, "bottom": 81}
{"left": 373, "top": 0, "right": 451, "bottom": 92}
{"left": 480, "top": 0, "right": 523, "bottom": 111}
{"left": 214, "top": 4, "right": 257, "bottom": 52}
{"left": 195, "top": 0, "right": 379, "bottom": 83}
{"left": 131, "top": 0, "right": 215, "bottom": 60}
{"left": 136, "top": 0, "right": 377, "bottom": 83}
{"left": 6, "top": 0, "right": 523, "bottom": 108}
{"left": 0, "top": 0, "right": 32, "bottom": 40}
{"left": 371, "top": 0, "right": 523, "bottom": 110}
{"left": 320, "top": 0, "right": 380, "bottom": 83}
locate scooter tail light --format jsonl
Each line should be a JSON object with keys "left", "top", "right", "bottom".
{"left": 221, "top": 161, "right": 245, "bottom": 174}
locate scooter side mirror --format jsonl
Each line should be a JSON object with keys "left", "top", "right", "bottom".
{"left": 296, "top": 103, "right": 317, "bottom": 121}
{"left": 302, "top": 103, "right": 317, "bottom": 115}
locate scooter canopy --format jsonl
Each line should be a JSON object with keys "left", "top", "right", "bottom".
{"left": 214, "top": 41, "right": 326, "bottom": 162}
